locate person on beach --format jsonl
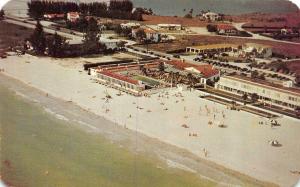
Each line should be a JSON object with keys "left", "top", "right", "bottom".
{"left": 203, "top": 148, "right": 208, "bottom": 157}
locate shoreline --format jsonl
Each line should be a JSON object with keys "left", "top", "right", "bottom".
{"left": 1, "top": 54, "right": 300, "bottom": 186}
{"left": 0, "top": 72, "right": 275, "bottom": 187}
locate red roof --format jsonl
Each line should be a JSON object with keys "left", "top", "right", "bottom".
{"left": 100, "top": 71, "right": 139, "bottom": 85}
{"left": 144, "top": 29, "right": 157, "bottom": 34}
{"left": 190, "top": 66, "right": 219, "bottom": 78}
{"left": 217, "top": 24, "right": 236, "bottom": 30}
{"left": 165, "top": 60, "right": 219, "bottom": 78}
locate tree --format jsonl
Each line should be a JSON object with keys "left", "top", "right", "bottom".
{"left": 251, "top": 93, "right": 259, "bottom": 103}
{"left": 251, "top": 70, "right": 259, "bottom": 79}
{"left": 242, "top": 93, "right": 248, "bottom": 104}
{"left": 117, "top": 41, "right": 126, "bottom": 49}
{"left": 0, "top": 9, "right": 5, "bottom": 19}
{"left": 207, "top": 24, "right": 217, "bottom": 32}
{"left": 47, "top": 32, "right": 68, "bottom": 57}
{"left": 30, "top": 21, "right": 46, "bottom": 55}
{"left": 159, "top": 62, "right": 165, "bottom": 72}
{"left": 184, "top": 13, "right": 193, "bottom": 19}
{"left": 82, "top": 17, "right": 102, "bottom": 54}
{"left": 135, "top": 29, "right": 146, "bottom": 42}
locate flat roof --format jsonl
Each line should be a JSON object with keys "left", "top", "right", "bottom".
{"left": 187, "top": 44, "right": 239, "bottom": 50}
{"left": 223, "top": 75, "right": 300, "bottom": 96}
{"left": 100, "top": 71, "right": 139, "bottom": 85}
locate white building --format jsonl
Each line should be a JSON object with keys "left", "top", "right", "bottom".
{"left": 100, "top": 38, "right": 119, "bottom": 50}
{"left": 215, "top": 75, "right": 300, "bottom": 110}
{"left": 120, "top": 22, "right": 141, "bottom": 29}
{"left": 132, "top": 28, "right": 161, "bottom": 43}
{"left": 67, "top": 12, "right": 80, "bottom": 22}
{"left": 202, "top": 12, "right": 220, "bottom": 21}
{"left": 90, "top": 69, "right": 145, "bottom": 94}
{"left": 157, "top": 24, "right": 182, "bottom": 31}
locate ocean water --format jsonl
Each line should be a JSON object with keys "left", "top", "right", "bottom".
{"left": 0, "top": 85, "right": 216, "bottom": 187}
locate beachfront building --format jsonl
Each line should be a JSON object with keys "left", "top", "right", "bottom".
{"left": 67, "top": 12, "right": 80, "bottom": 22}
{"left": 216, "top": 24, "right": 238, "bottom": 35}
{"left": 215, "top": 75, "right": 300, "bottom": 110}
{"left": 186, "top": 44, "right": 239, "bottom": 54}
{"left": 91, "top": 69, "right": 145, "bottom": 94}
{"left": 157, "top": 24, "right": 182, "bottom": 31}
{"left": 165, "top": 60, "right": 220, "bottom": 82}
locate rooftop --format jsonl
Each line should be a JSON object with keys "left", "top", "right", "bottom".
{"left": 224, "top": 74, "right": 300, "bottom": 96}
{"left": 187, "top": 43, "right": 240, "bottom": 50}
{"left": 100, "top": 71, "right": 139, "bottom": 85}
{"left": 165, "top": 60, "right": 219, "bottom": 78}
{"left": 216, "top": 24, "right": 237, "bottom": 30}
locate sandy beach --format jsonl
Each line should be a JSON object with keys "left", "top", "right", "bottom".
{"left": 1, "top": 54, "right": 300, "bottom": 186}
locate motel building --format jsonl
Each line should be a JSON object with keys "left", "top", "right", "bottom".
{"left": 215, "top": 75, "right": 300, "bottom": 110}
{"left": 165, "top": 60, "right": 220, "bottom": 85}
{"left": 90, "top": 69, "right": 145, "bottom": 94}
{"left": 186, "top": 44, "right": 239, "bottom": 54}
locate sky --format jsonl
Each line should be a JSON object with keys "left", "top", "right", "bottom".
{"left": 290, "top": 0, "right": 300, "bottom": 8}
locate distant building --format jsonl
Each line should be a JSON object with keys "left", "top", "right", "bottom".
{"left": 67, "top": 12, "right": 80, "bottom": 22}
{"left": 216, "top": 24, "right": 238, "bottom": 35}
{"left": 120, "top": 22, "right": 141, "bottom": 29}
{"left": 100, "top": 38, "right": 120, "bottom": 50}
{"left": 43, "top": 13, "right": 64, "bottom": 20}
{"left": 132, "top": 28, "right": 161, "bottom": 43}
{"left": 144, "top": 28, "right": 161, "bottom": 42}
{"left": 280, "top": 28, "right": 294, "bottom": 35}
{"left": 215, "top": 75, "right": 300, "bottom": 110}
{"left": 157, "top": 24, "right": 182, "bottom": 31}
{"left": 186, "top": 44, "right": 239, "bottom": 54}
{"left": 242, "top": 43, "right": 272, "bottom": 58}
{"left": 202, "top": 12, "right": 220, "bottom": 21}
{"left": 68, "top": 38, "right": 120, "bottom": 51}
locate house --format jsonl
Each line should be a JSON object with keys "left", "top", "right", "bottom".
{"left": 202, "top": 12, "right": 220, "bottom": 21}
{"left": 100, "top": 38, "right": 120, "bottom": 50}
{"left": 144, "top": 29, "right": 161, "bottom": 43}
{"left": 157, "top": 24, "right": 182, "bottom": 31}
{"left": 67, "top": 12, "right": 80, "bottom": 22}
{"left": 215, "top": 74, "right": 300, "bottom": 110}
{"left": 132, "top": 28, "right": 161, "bottom": 43}
{"left": 216, "top": 24, "right": 238, "bottom": 35}
{"left": 43, "top": 13, "right": 65, "bottom": 20}
{"left": 120, "top": 22, "right": 140, "bottom": 29}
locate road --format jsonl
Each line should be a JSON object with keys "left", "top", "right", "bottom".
{"left": 233, "top": 22, "right": 300, "bottom": 45}
{"left": 4, "top": 15, "right": 137, "bottom": 46}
